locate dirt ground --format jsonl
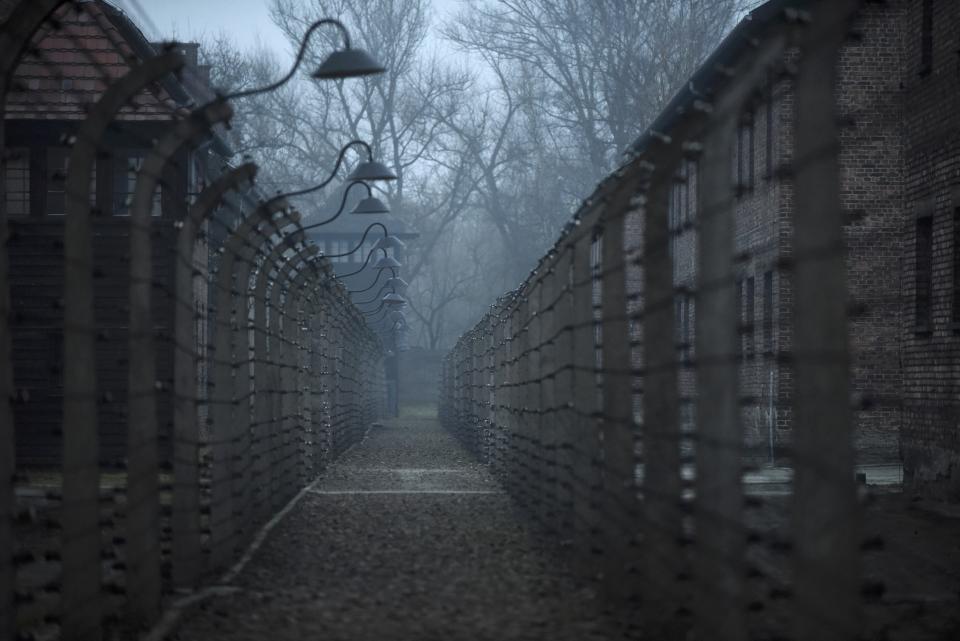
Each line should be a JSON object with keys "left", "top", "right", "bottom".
{"left": 164, "top": 415, "right": 960, "bottom": 641}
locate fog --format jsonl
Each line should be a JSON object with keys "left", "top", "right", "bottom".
{"left": 129, "top": 0, "right": 744, "bottom": 349}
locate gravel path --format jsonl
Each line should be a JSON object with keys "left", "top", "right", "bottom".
{"left": 170, "top": 417, "right": 631, "bottom": 641}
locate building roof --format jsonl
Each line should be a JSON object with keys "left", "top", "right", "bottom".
{"left": 628, "top": 0, "right": 804, "bottom": 158}
{"left": 4, "top": 0, "right": 231, "bottom": 155}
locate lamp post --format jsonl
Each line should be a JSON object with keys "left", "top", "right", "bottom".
{"left": 222, "top": 18, "right": 385, "bottom": 103}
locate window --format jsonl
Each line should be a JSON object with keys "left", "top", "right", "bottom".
{"left": 737, "top": 113, "right": 755, "bottom": 194}
{"left": 46, "top": 149, "right": 68, "bottom": 216}
{"left": 915, "top": 214, "right": 934, "bottom": 331}
{"left": 674, "top": 294, "right": 693, "bottom": 363}
{"left": 736, "top": 279, "right": 744, "bottom": 358}
{"left": 4, "top": 148, "right": 29, "bottom": 216}
{"left": 953, "top": 206, "right": 960, "bottom": 327}
{"left": 920, "top": 0, "right": 933, "bottom": 76}
{"left": 766, "top": 75, "right": 775, "bottom": 179}
{"left": 682, "top": 295, "right": 693, "bottom": 363}
{"left": 112, "top": 154, "right": 161, "bottom": 216}
{"left": 45, "top": 149, "right": 96, "bottom": 216}
{"left": 745, "top": 276, "right": 756, "bottom": 359}
{"left": 762, "top": 270, "right": 774, "bottom": 354}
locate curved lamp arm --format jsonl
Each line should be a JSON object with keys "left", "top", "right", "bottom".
{"left": 323, "top": 222, "right": 389, "bottom": 259}
{"left": 282, "top": 139, "right": 375, "bottom": 200}
{"left": 337, "top": 246, "right": 387, "bottom": 279}
{"left": 348, "top": 266, "right": 397, "bottom": 294}
{"left": 225, "top": 18, "right": 354, "bottom": 100}
{"left": 352, "top": 282, "right": 394, "bottom": 307}
{"left": 301, "top": 180, "right": 371, "bottom": 230}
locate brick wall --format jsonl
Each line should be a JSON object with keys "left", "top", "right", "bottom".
{"left": 900, "top": 0, "right": 960, "bottom": 499}
{"left": 658, "top": 0, "right": 908, "bottom": 464}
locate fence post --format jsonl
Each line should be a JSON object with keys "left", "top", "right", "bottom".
{"left": 538, "top": 263, "right": 557, "bottom": 531}
{"left": 251, "top": 236, "right": 307, "bottom": 518}
{"left": 552, "top": 246, "right": 575, "bottom": 538}
{"left": 0, "top": 214, "right": 12, "bottom": 641}
{"left": 0, "top": 5, "right": 73, "bottom": 635}
{"left": 126, "top": 99, "right": 233, "bottom": 627}
{"left": 60, "top": 50, "right": 184, "bottom": 641}
{"left": 571, "top": 224, "right": 602, "bottom": 576}
{"left": 599, "top": 183, "right": 642, "bottom": 602}
{"left": 207, "top": 198, "right": 289, "bottom": 571}
{"left": 692, "top": 32, "right": 787, "bottom": 641}
{"left": 639, "top": 160, "right": 684, "bottom": 633}
{"left": 792, "top": 2, "right": 862, "bottom": 639}
{"left": 173, "top": 163, "right": 257, "bottom": 590}
{"left": 526, "top": 282, "right": 542, "bottom": 519}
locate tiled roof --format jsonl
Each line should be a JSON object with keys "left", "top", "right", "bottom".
{"left": 5, "top": 1, "right": 180, "bottom": 120}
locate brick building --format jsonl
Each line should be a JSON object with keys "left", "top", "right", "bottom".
{"left": 642, "top": 0, "right": 959, "bottom": 497}
{"left": 3, "top": 0, "right": 232, "bottom": 464}
{"left": 900, "top": 0, "right": 960, "bottom": 498}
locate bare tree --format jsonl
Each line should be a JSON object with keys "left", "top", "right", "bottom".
{"left": 444, "top": 0, "right": 747, "bottom": 190}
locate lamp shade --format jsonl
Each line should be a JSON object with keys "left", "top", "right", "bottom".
{"left": 374, "top": 255, "right": 402, "bottom": 270}
{"left": 347, "top": 160, "right": 397, "bottom": 182}
{"left": 383, "top": 292, "right": 406, "bottom": 304}
{"left": 350, "top": 195, "right": 390, "bottom": 215}
{"left": 373, "top": 235, "right": 406, "bottom": 251}
{"left": 311, "top": 48, "right": 386, "bottom": 80}
{"left": 386, "top": 277, "right": 408, "bottom": 292}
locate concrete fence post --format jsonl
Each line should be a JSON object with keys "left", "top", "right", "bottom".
{"left": 207, "top": 198, "right": 291, "bottom": 571}
{"left": 172, "top": 163, "right": 257, "bottom": 590}
{"left": 126, "top": 98, "right": 233, "bottom": 628}
{"left": 61, "top": 50, "right": 185, "bottom": 641}
{"left": 552, "top": 247, "right": 575, "bottom": 538}
{"left": 791, "top": 2, "right": 863, "bottom": 639}
{"left": 251, "top": 235, "right": 307, "bottom": 516}
{"left": 571, "top": 224, "right": 602, "bottom": 576}
{"left": 692, "top": 33, "right": 787, "bottom": 641}
{"left": 599, "top": 182, "right": 642, "bottom": 603}
{"left": 0, "top": 4, "right": 73, "bottom": 634}
{"left": 639, "top": 159, "right": 684, "bottom": 634}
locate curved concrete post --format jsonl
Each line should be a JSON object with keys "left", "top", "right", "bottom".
{"left": 267, "top": 256, "right": 320, "bottom": 504}
{"left": 689, "top": 33, "right": 787, "bottom": 641}
{"left": 172, "top": 162, "right": 257, "bottom": 590}
{"left": 286, "top": 266, "right": 324, "bottom": 483}
{"left": 60, "top": 49, "right": 184, "bottom": 641}
{"left": 791, "top": 3, "right": 862, "bottom": 639}
{"left": 0, "top": 2, "right": 73, "bottom": 635}
{"left": 126, "top": 98, "right": 233, "bottom": 627}
{"left": 206, "top": 198, "right": 294, "bottom": 571}
{"left": 250, "top": 236, "right": 308, "bottom": 519}
{"left": 225, "top": 219, "right": 301, "bottom": 546}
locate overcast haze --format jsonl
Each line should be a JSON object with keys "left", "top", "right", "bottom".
{"left": 115, "top": 0, "right": 463, "bottom": 64}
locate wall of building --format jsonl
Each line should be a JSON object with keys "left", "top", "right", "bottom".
{"left": 658, "top": 0, "right": 908, "bottom": 465}
{"left": 900, "top": 0, "right": 960, "bottom": 499}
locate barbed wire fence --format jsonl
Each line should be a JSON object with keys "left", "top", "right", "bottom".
{"left": 438, "top": 0, "right": 929, "bottom": 639}
{"left": 0, "top": 1, "right": 386, "bottom": 639}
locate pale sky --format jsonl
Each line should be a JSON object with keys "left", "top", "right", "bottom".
{"left": 113, "top": 0, "right": 464, "bottom": 65}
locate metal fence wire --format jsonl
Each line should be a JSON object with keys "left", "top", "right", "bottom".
{"left": 0, "top": 1, "right": 386, "bottom": 639}
{"left": 440, "top": 0, "right": 913, "bottom": 639}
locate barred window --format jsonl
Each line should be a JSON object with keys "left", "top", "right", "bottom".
{"left": 745, "top": 276, "right": 756, "bottom": 359}
{"left": 915, "top": 214, "right": 934, "bottom": 332}
{"left": 45, "top": 149, "right": 96, "bottom": 216}
{"left": 953, "top": 206, "right": 960, "bottom": 327}
{"left": 763, "top": 270, "right": 774, "bottom": 354}
{"left": 737, "top": 112, "right": 755, "bottom": 194}
{"left": 4, "top": 148, "right": 29, "bottom": 216}
{"left": 113, "top": 154, "right": 161, "bottom": 217}
{"left": 920, "top": 0, "right": 933, "bottom": 76}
